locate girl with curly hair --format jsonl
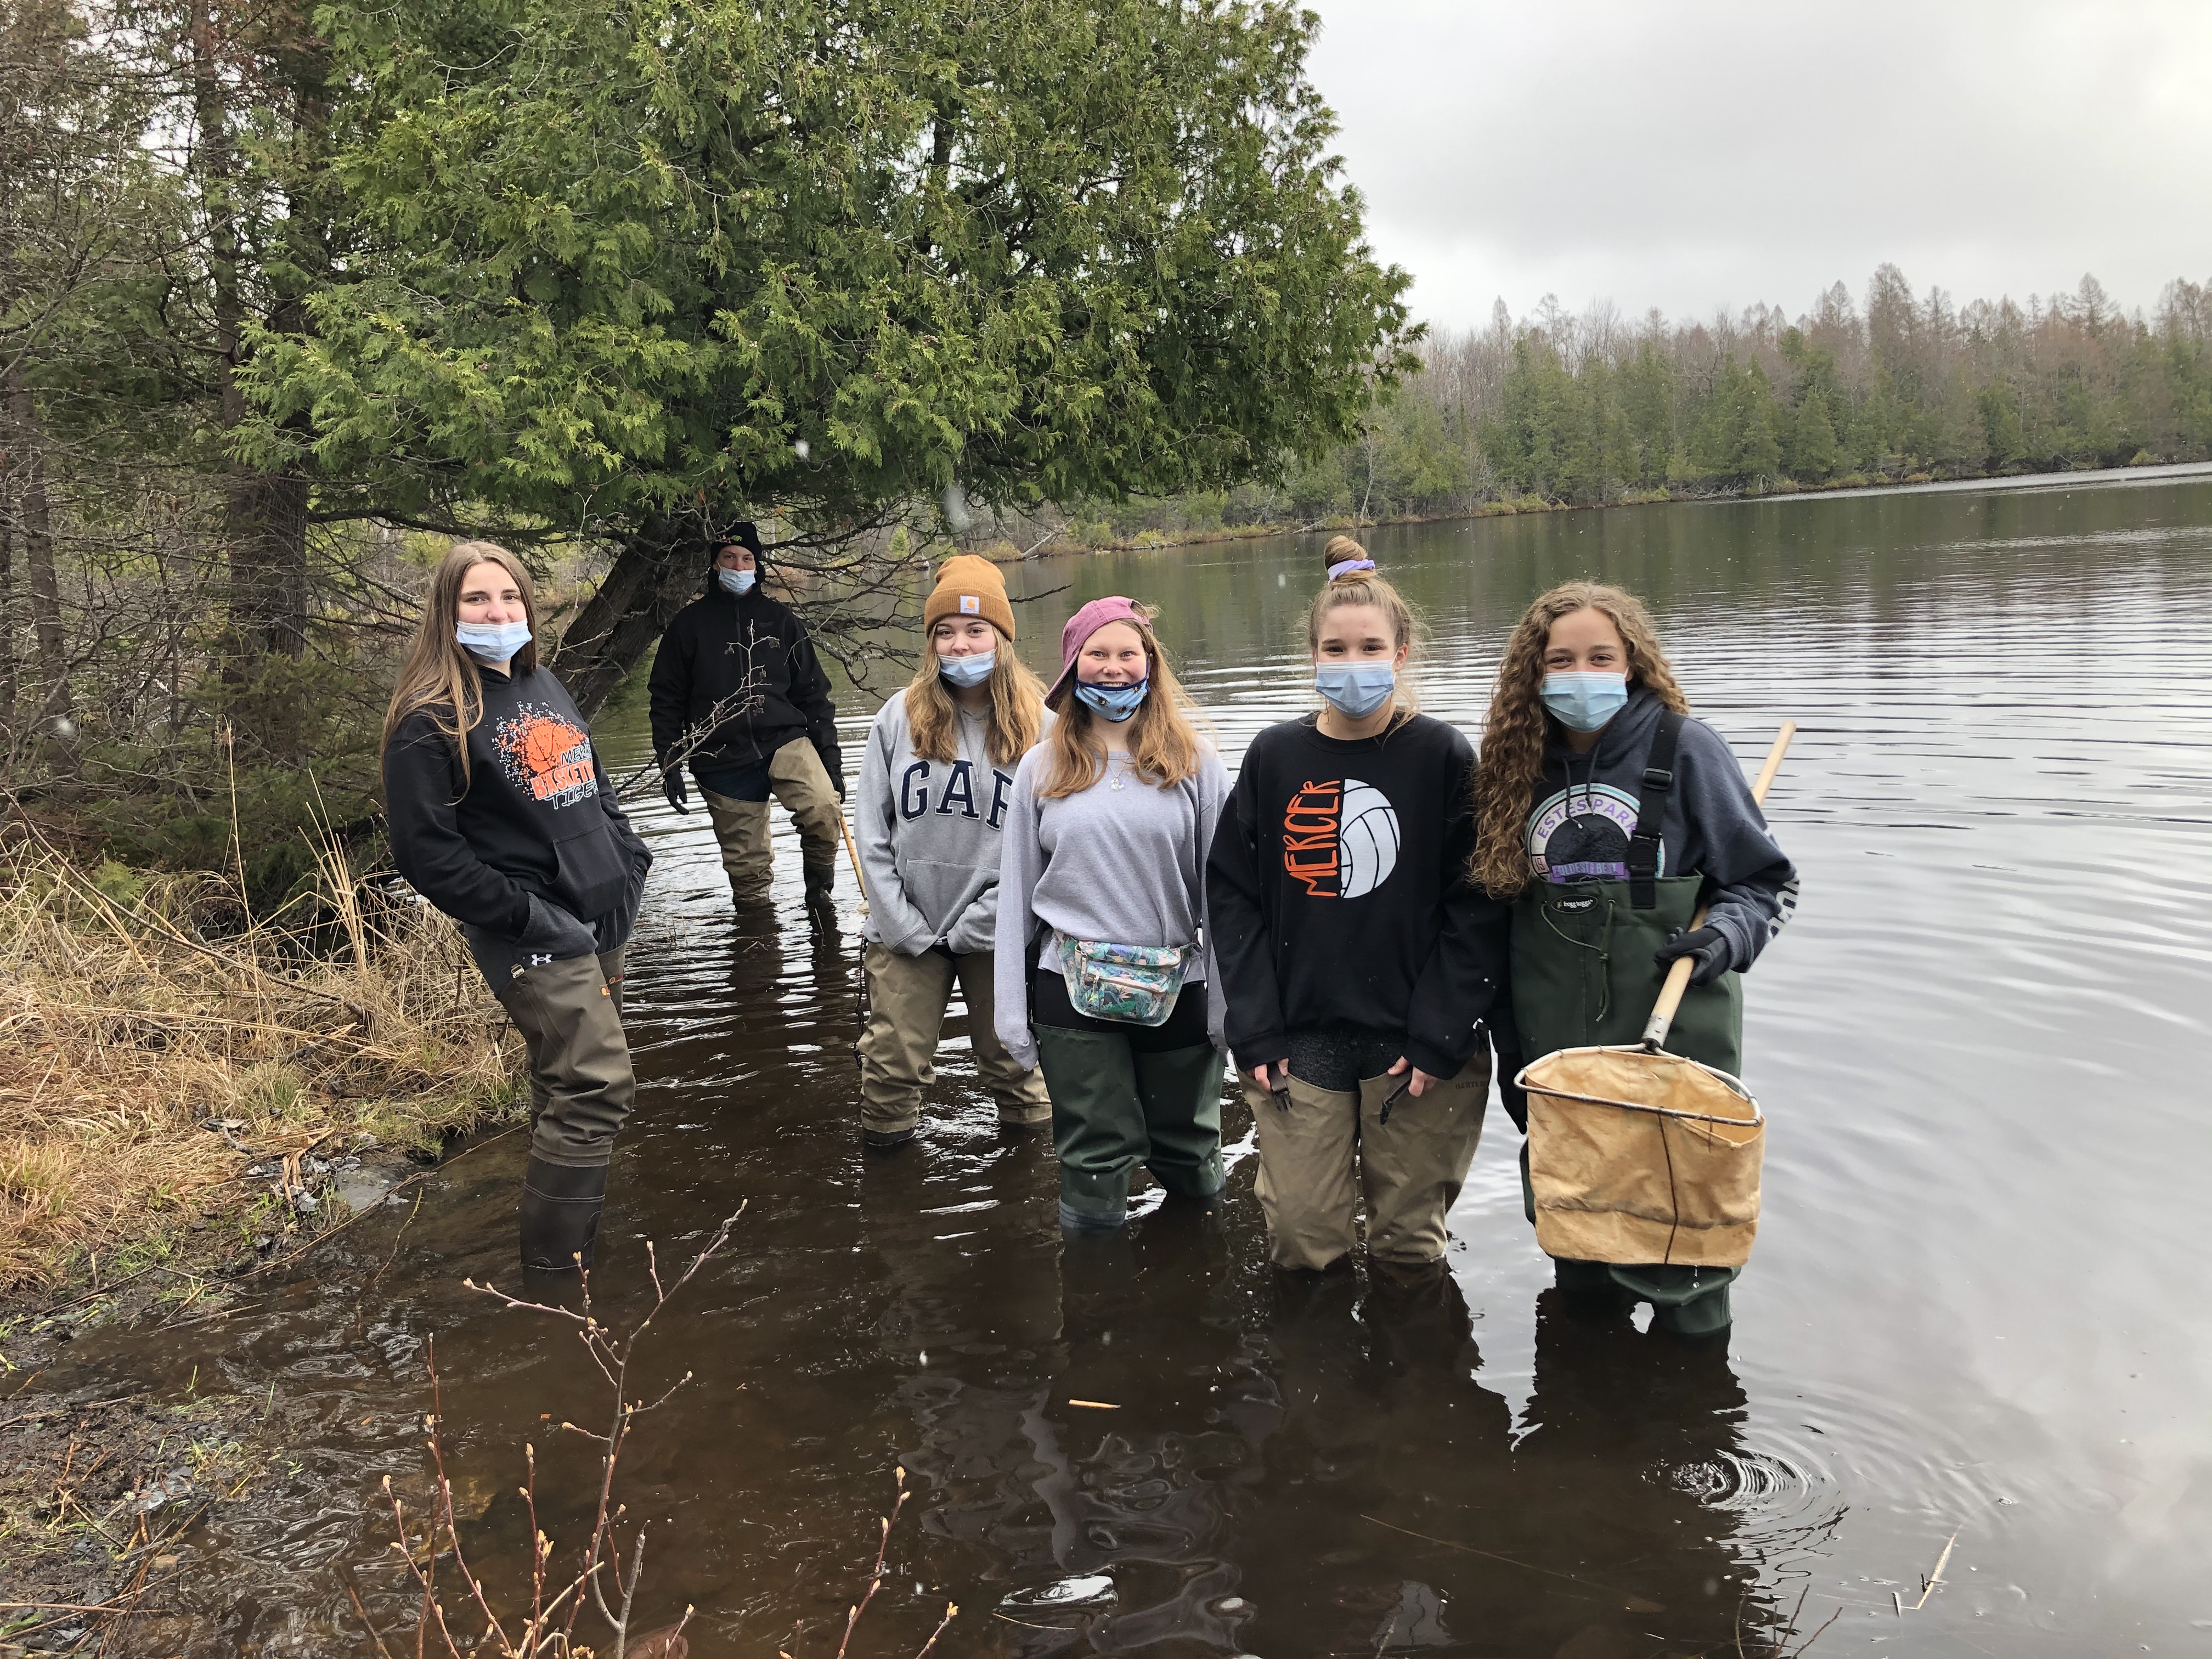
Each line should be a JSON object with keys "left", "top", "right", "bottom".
{"left": 1475, "top": 582, "right": 1798, "bottom": 1335}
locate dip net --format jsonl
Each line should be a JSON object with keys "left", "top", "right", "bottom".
{"left": 1517, "top": 1045, "right": 1764, "bottom": 1269}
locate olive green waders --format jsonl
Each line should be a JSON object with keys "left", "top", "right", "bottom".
{"left": 859, "top": 942, "right": 1050, "bottom": 1133}
{"left": 1243, "top": 1060, "right": 1489, "bottom": 1273}
{"left": 1034, "top": 1027, "right": 1224, "bottom": 1228}
{"left": 1513, "top": 874, "right": 1743, "bottom": 1337}
{"left": 700, "top": 737, "right": 843, "bottom": 909}
{"left": 486, "top": 945, "right": 635, "bottom": 1271}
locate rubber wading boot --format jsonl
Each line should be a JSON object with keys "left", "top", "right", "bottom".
{"left": 862, "top": 1126, "right": 917, "bottom": 1151}
{"left": 803, "top": 856, "right": 838, "bottom": 930}
{"left": 520, "top": 1158, "right": 609, "bottom": 1273}
{"left": 1652, "top": 1279, "right": 1733, "bottom": 1338}
{"left": 1553, "top": 1255, "right": 1634, "bottom": 1301}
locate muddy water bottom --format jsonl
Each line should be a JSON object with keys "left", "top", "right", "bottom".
{"left": 31, "top": 478, "right": 2212, "bottom": 1657}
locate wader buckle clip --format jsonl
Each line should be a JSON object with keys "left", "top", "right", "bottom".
{"left": 1379, "top": 1079, "right": 1410, "bottom": 1125}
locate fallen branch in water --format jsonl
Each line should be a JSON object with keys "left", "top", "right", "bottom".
{"left": 1911, "top": 1531, "right": 1956, "bottom": 1610}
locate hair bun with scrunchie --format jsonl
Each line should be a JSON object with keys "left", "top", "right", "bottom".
{"left": 1322, "top": 533, "right": 1376, "bottom": 584}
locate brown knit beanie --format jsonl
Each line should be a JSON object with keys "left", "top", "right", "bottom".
{"left": 923, "top": 553, "right": 1017, "bottom": 640}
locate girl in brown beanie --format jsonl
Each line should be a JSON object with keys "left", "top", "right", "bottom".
{"left": 850, "top": 555, "right": 1054, "bottom": 1147}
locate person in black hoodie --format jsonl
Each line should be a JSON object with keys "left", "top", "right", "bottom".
{"left": 647, "top": 522, "right": 844, "bottom": 924}
{"left": 382, "top": 541, "right": 652, "bottom": 1273}
{"left": 1207, "top": 554, "right": 1509, "bottom": 1274}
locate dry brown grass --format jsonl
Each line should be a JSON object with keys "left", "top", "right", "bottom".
{"left": 0, "top": 822, "right": 523, "bottom": 1294}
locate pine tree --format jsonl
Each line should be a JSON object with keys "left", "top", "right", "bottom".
{"left": 1789, "top": 391, "right": 1839, "bottom": 480}
{"left": 1735, "top": 361, "right": 1784, "bottom": 485}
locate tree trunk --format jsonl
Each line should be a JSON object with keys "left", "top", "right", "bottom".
{"left": 554, "top": 524, "right": 702, "bottom": 718}
{"left": 4, "top": 365, "right": 73, "bottom": 753}
{"left": 191, "top": 0, "right": 309, "bottom": 668}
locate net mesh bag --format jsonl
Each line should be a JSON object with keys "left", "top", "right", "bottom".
{"left": 1519, "top": 1046, "right": 1765, "bottom": 1268}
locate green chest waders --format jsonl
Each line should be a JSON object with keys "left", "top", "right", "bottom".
{"left": 1509, "top": 711, "right": 1748, "bottom": 1333}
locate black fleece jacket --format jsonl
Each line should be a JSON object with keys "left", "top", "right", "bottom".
{"left": 383, "top": 664, "right": 651, "bottom": 951}
{"left": 647, "top": 584, "right": 840, "bottom": 781}
{"left": 1206, "top": 712, "right": 1508, "bottom": 1079}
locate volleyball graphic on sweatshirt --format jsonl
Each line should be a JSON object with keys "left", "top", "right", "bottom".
{"left": 1283, "top": 777, "right": 1401, "bottom": 899}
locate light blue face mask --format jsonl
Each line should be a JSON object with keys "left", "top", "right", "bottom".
{"left": 1541, "top": 671, "right": 1629, "bottom": 732}
{"left": 716, "top": 567, "right": 757, "bottom": 596}
{"left": 455, "top": 620, "right": 533, "bottom": 662}
{"left": 1314, "top": 661, "right": 1396, "bottom": 720}
{"left": 938, "top": 649, "right": 995, "bottom": 688}
{"left": 1075, "top": 678, "right": 1148, "bottom": 722}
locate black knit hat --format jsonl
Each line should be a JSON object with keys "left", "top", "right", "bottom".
{"left": 703, "top": 519, "right": 765, "bottom": 576}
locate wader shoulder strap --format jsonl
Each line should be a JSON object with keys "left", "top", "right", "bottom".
{"left": 1626, "top": 709, "right": 1685, "bottom": 910}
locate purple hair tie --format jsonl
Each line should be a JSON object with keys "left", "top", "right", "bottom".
{"left": 1327, "top": 558, "right": 1376, "bottom": 581}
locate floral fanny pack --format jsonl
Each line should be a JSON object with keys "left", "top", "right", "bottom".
{"left": 1054, "top": 933, "right": 1191, "bottom": 1027}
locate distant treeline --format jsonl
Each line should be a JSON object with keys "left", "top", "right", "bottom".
{"left": 1066, "top": 267, "right": 2212, "bottom": 540}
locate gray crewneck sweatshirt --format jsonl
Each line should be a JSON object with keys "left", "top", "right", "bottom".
{"left": 994, "top": 744, "right": 1230, "bottom": 1070}
{"left": 854, "top": 692, "right": 1049, "bottom": 956}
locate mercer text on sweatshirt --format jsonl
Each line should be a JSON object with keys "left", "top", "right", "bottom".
{"left": 1206, "top": 712, "right": 1506, "bottom": 1080}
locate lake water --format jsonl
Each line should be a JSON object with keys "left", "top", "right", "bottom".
{"left": 47, "top": 476, "right": 2212, "bottom": 1656}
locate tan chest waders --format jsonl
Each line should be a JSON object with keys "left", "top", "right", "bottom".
{"left": 1512, "top": 719, "right": 1793, "bottom": 1272}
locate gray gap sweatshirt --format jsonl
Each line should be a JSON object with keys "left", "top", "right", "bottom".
{"left": 854, "top": 693, "right": 1048, "bottom": 956}
{"left": 994, "top": 744, "right": 1231, "bottom": 1070}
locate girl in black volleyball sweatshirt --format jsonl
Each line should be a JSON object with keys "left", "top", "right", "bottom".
{"left": 1206, "top": 555, "right": 1509, "bottom": 1273}
{"left": 1209, "top": 713, "right": 1504, "bottom": 1080}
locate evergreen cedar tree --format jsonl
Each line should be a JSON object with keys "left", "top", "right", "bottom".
{"left": 240, "top": 0, "right": 1418, "bottom": 712}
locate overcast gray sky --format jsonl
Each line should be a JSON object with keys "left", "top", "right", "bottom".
{"left": 1301, "top": 1, "right": 2212, "bottom": 334}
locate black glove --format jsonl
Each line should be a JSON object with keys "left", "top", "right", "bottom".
{"left": 661, "top": 763, "right": 689, "bottom": 815}
{"left": 1654, "top": 924, "right": 1732, "bottom": 988}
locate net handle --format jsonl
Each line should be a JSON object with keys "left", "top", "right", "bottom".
{"left": 1640, "top": 721, "right": 1796, "bottom": 1052}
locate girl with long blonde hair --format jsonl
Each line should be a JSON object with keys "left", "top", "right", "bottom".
{"left": 1476, "top": 580, "right": 1797, "bottom": 1335}
{"left": 852, "top": 555, "right": 1053, "bottom": 1148}
{"left": 995, "top": 596, "right": 1231, "bottom": 1229}
{"left": 1207, "top": 546, "right": 1509, "bottom": 1274}
{"left": 382, "top": 542, "right": 652, "bottom": 1274}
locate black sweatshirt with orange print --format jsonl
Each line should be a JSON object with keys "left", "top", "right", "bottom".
{"left": 1206, "top": 712, "right": 1508, "bottom": 1080}
{"left": 384, "top": 663, "right": 651, "bottom": 948}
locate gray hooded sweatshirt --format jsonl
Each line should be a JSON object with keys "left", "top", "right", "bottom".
{"left": 1526, "top": 687, "right": 1800, "bottom": 970}
{"left": 855, "top": 692, "right": 1048, "bottom": 957}
{"left": 993, "top": 743, "right": 1231, "bottom": 1072}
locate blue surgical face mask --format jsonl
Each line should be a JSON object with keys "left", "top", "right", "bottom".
{"left": 1075, "top": 678, "right": 1148, "bottom": 722}
{"left": 455, "top": 619, "right": 533, "bottom": 662}
{"left": 716, "top": 567, "right": 757, "bottom": 596}
{"left": 938, "top": 649, "right": 995, "bottom": 688}
{"left": 1541, "top": 671, "right": 1629, "bottom": 732}
{"left": 1314, "top": 661, "right": 1396, "bottom": 719}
